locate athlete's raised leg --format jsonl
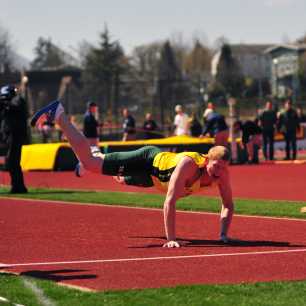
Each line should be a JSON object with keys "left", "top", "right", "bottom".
{"left": 31, "top": 100, "right": 103, "bottom": 173}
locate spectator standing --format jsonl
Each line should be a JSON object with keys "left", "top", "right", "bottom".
{"left": 203, "top": 102, "right": 214, "bottom": 124}
{"left": 297, "top": 107, "right": 306, "bottom": 123}
{"left": 39, "top": 120, "right": 54, "bottom": 143}
{"left": 122, "top": 108, "right": 136, "bottom": 141}
{"left": 83, "top": 102, "right": 100, "bottom": 146}
{"left": 0, "top": 85, "right": 28, "bottom": 193}
{"left": 278, "top": 100, "right": 300, "bottom": 160}
{"left": 259, "top": 101, "right": 277, "bottom": 160}
{"left": 173, "top": 104, "right": 190, "bottom": 136}
{"left": 201, "top": 111, "right": 229, "bottom": 147}
{"left": 143, "top": 113, "right": 158, "bottom": 139}
{"left": 240, "top": 119, "right": 262, "bottom": 164}
{"left": 188, "top": 112, "right": 202, "bottom": 137}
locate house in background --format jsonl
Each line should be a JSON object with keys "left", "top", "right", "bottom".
{"left": 212, "top": 44, "right": 273, "bottom": 80}
{"left": 264, "top": 44, "right": 306, "bottom": 101}
{"left": 230, "top": 44, "right": 273, "bottom": 80}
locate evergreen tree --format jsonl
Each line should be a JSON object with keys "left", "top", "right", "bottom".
{"left": 216, "top": 44, "right": 244, "bottom": 97}
{"left": 157, "top": 41, "right": 182, "bottom": 126}
{"left": 158, "top": 40, "right": 181, "bottom": 81}
{"left": 31, "top": 37, "right": 66, "bottom": 70}
{"left": 82, "top": 27, "right": 126, "bottom": 119}
{"left": 184, "top": 40, "right": 212, "bottom": 78}
{"left": 0, "top": 26, "right": 14, "bottom": 73}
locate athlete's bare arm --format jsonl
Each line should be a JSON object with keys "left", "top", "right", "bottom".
{"left": 217, "top": 168, "right": 234, "bottom": 243}
{"left": 163, "top": 157, "right": 198, "bottom": 248}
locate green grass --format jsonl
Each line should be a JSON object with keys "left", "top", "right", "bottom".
{"left": 1, "top": 187, "right": 305, "bottom": 219}
{"left": 0, "top": 187, "right": 305, "bottom": 305}
{"left": 0, "top": 274, "right": 305, "bottom": 306}
{"left": 0, "top": 273, "right": 41, "bottom": 306}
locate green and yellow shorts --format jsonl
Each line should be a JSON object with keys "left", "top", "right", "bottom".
{"left": 102, "top": 146, "right": 161, "bottom": 187}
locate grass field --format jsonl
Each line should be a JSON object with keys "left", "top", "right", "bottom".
{"left": 1, "top": 273, "right": 306, "bottom": 306}
{"left": 0, "top": 188, "right": 306, "bottom": 305}
{"left": 2, "top": 187, "right": 306, "bottom": 219}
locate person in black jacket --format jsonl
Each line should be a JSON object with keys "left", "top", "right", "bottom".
{"left": 259, "top": 101, "right": 277, "bottom": 160}
{"left": 143, "top": 113, "right": 158, "bottom": 139}
{"left": 278, "top": 100, "right": 300, "bottom": 160}
{"left": 122, "top": 108, "right": 136, "bottom": 141}
{"left": 83, "top": 101, "right": 100, "bottom": 146}
{"left": 0, "top": 85, "right": 28, "bottom": 193}
{"left": 201, "top": 111, "right": 229, "bottom": 146}
{"left": 239, "top": 119, "right": 262, "bottom": 164}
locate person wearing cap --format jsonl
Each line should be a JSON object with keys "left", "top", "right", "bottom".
{"left": 31, "top": 100, "right": 236, "bottom": 248}
{"left": 0, "top": 85, "right": 28, "bottom": 193}
{"left": 173, "top": 104, "right": 190, "bottom": 136}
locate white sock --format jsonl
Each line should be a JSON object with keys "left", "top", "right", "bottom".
{"left": 90, "top": 146, "right": 102, "bottom": 157}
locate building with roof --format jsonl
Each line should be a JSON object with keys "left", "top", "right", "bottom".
{"left": 264, "top": 44, "right": 306, "bottom": 100}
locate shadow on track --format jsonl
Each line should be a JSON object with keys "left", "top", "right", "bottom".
{"left": 128, "top": 236, "right": 305, "bottom": 248}
{"left": 20, "top": 269, "right": 97, "bottom": 282}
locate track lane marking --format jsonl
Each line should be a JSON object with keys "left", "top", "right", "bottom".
{"left": 1, "top": 248, "right": 306, "bottom": 268}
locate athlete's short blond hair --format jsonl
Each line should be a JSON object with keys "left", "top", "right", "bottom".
{"left": 207, "top": 146, "right": 230, "bottom": 161}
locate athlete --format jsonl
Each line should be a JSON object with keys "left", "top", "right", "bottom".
{"left": 31, "top": 100, "right": 235, "bottom": 248}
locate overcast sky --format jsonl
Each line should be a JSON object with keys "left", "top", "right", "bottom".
{"left": 1, "top": 0, "right": 306, "bottom": 61}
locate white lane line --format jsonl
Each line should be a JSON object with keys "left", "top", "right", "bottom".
{"left": 1, "top": 196, "right": 306, "bottom": 222}
{"left": 1, "top": 248, "right": 306, "bottom": 269}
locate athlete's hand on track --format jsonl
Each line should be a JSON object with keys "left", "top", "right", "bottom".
{"left": 163, "top": 240, "right": 181, "bottom": 248}
{"left": 113, "top": 176, "right": 125, "bottom": 184}
{"left": 220, "top": 235, "right": 240, "bottom": 244}
{"left": 220, "top": 234, "right": 230, "bottom": 244}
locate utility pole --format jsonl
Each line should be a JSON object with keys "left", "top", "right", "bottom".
{"left": 228, "top": 97, "right": 237, "bottom": 163}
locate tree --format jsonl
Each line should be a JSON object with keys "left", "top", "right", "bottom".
{"left": 82, "top": 26, "right": 126, "bottom": 119}
{"left": 157, "top": 41, "right": 185, "bottom": 126}
{"left": 184, "top": 40, "right": 212, "bottom": 77}
{"left": 31, "top": 37, "right": 67, "bottom": 70}
{"left": 129, "top": 42, "right": 163, "bottom": 112}
{"left": 0, "top": 25, "right": 14, "bottom": 73}
{"left": 158, "top": 40, "right": 181, "bottom": 81}
{"left": 215, "top": 44, "right": 244, "bottom": 98}
{"left": 131, "top": 42, "right": 162, "bottom": 83}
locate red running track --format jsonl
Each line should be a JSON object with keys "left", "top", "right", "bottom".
{"left": 0, "top": 198, "right": 305, "bottom": 291}
{"left": 1, "top": 163, "right": 306, "bottom": 201}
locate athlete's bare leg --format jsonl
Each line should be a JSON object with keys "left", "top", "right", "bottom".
{"left": 56, "top": 111, "right": 104, "bottom": 174}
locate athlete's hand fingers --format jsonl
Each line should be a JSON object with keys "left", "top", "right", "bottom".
{"left": 163, "top": 241, "right": 180, "bottom": 248}
{"left": 220, "top": 234, "right": 230, "bottom": 244}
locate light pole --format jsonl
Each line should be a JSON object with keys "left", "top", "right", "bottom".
{"left": 292, "top": 51, "right": 300, "bottom": 104}
{"left": 272, "top": 58, "right": 279, "bottom": 99}
{"left": 228, "top": 97, "right": 237, "bottom": 162}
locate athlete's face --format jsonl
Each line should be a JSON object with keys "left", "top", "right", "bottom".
{"left": 206, "top": 159, "right": 227, "bottom": 179}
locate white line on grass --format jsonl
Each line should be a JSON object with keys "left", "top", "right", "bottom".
{"left": 0, "top": 296, "right": 9, "bottom": 302}
{"left": 1, "top": 248, "right": 306, "bottom": 269}
{"left": 1, "top": 196, "right": 306, "bottom": 222}
{"left": 0, "top": 295, "right": 25, "bottom": 306}
{"left": 22, "top": 278, "right": 56, "bottom": 306}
